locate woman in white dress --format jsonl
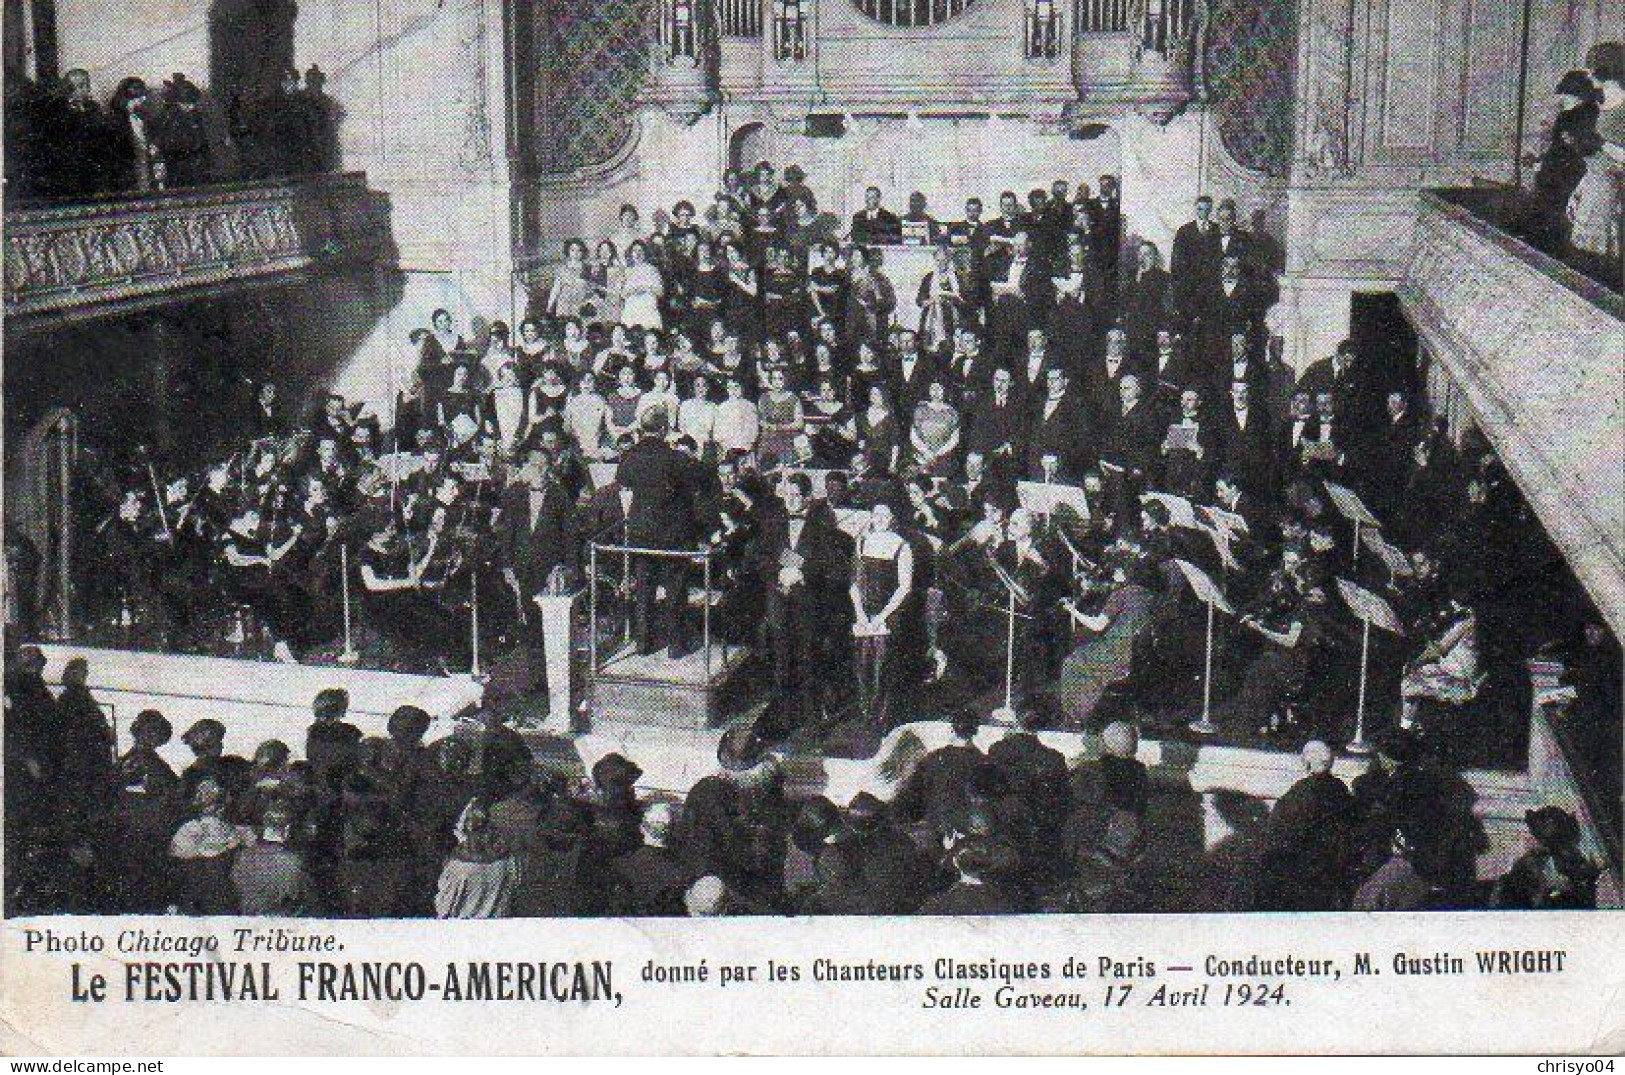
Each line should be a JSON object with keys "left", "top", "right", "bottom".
{"left": 546, "top": 239, "right": 593, "bottom": 321}
{"left": 620, "top": 240, "right": 666, "bottom": 331}
{"left": 563, "top": 369, "right": 610, "bottom": 459}
{"left": 677, "top": 376, "right": 719, "bottom": 456}
{"left": 713, "top": 376, "right": 761, "bottom": 457}
{"left": 637, "top": 367, "right": 681, "bottom": 431}
{"left": 485, "top": 361, "right": 528, "bottom": 457}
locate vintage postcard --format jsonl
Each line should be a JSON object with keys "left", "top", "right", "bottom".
{"left": 1, "top": 0, "right": 1622, "bottom": 1056}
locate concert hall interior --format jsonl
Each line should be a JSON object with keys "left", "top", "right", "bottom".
{"left": 3, "top": 0, "right": 1622, "bottom": 918}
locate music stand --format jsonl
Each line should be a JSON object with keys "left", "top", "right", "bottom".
{"left": 1324, "top": 480, "right": 1381, "bottom": 569}
{"left": 987, "top": 555, "right": 1032, "bottom": 725}
{"left": 1173, "top": 558, "right": 1235, "bottom": 735}
{"left": 1335, "top": 578, "right": 1405, "bottom": 754}
{"left": 337, "top": 544, "right": 360, "bottom": 665}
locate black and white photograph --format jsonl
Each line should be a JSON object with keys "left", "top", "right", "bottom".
{"left": 0, "top": 0, "right": 1621, "bottom": 1056}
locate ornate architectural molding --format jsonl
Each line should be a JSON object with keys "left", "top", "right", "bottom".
{"left": 1398, "top": 190, "right": 1625, "bottom": 637}
{"left": 4, "top": 174, "right": 392, "bottom": 331}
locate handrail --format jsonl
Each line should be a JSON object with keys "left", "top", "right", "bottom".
{"left": 1422, "top": 188, "right": 1624, "bottom": 316}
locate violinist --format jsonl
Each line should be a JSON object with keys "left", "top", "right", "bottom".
{"left": 220, "top": 505, "right": 303, "bottom": 663}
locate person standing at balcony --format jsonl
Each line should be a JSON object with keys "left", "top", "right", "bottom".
{"left": 108, "top": 77, "right": 157, "bottom": 193}
{"left": 155, "top": 76, "right": 213, "bottom": 188}
{"left": 39, "top": 68, "right": 117, "bottom": 196}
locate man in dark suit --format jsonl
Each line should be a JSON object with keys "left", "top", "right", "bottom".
{"left": 1253, "top": 740, "right": 1354, "bottom": 911}
{"left": 1217, "top": 379, "right": 1275, "bottom": 499}
{"left": 1083, "top": 328, "right": 1143, "bottom": 427}
{"left": 1213, "top": 199, "right": 1254, "bottom": 269}
{"left": 1158, "top": 386, "right": 1221, "bottom": 501}
{"left": 966, "top": 367, "right": 1029, "bottom": 466}
{"left": 1027, "top": 367, "right": 1097, "bottom": 482}
{"left": 849, "top": 185, "right": 902, "bottom": 246}
{"left": 1170, "top": 194, "right": 1222, "bottom": 306}
{"left": 1083, "top": 174, "right": 1123, "bottom": 301}
{"left": 1100, "top": 374, "right": 1161, "bottom": 511}
{"left": 1013, "top": 327, "right": 1060, "bottom": 402}
{"left": 1196, "top": 255, "right": 1271, "bottom": 367}
{"left": 1147, "top": 328, "right": 1200, "bottom": 419}
{"left": 752, "top": 474, "right": 841, "bottom": 731}
{"left": 889, "top": 328, "right": 939, "bottom": 412}
{"left": 499, "top": 448, "right": 578, "bottom": 692}
{"left": 617, "top": 410, "right": 709, "bottom": 657}
{"left": 1122, "top": 240, "right": 1172, "bottom": 360}
{"left": 986, "top": 232, "right": 1055, "bottom": 363}
{"left": 1297, "top": 339, "right": 1378, "bottom": 428}
{"left": 947, "top": 326, "right": 994, "bottom": 408}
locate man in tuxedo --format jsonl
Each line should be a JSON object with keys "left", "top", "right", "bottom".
{"left": 981, "top": 190, "right": 1029, "bottom": 291}
{"left": 1170, "top": 194, "right": 1222, "bottom": 307}
{"left": 1158, "top": 387, "right": 1220, "bottom": 500}
{"left": 753, "top": 473, "right": 841, "bottom": 729}
{"left": 1214, "top": 199, "right": 1253, "bottom": 268}
{"left": 1100, "top": 374, "right": 1161, "bottom": 510}
{"left": 966, "top": 366, "right": 1029, "bottom": 466}
{"left": 890, "top": 328, "right": 937, "bottom": 411}
{"left": 850, "top": 185, "right": 903, "bottom": 246}
{"left": 1217, "top": 380, "right": 1275, "bottom": 500}
{"left": 1217, "top": 329, "right": 1270, "bottom": 403}
{"left": 1084, "top": 174, "right": 1123, "bottom": 301}
{"left": 1014, "top": 327, "right": 1058, "bottom": 401}
{"left": 948, "top": 326, "right": 994, "bottom": 407}
{"left": 1147, "top": 328, "right": 1200, "bottom": 419}
{"left": 499, "top": 449, "right": 579, "bottom": 691}
{"left": 1123, "top": 240, "right": 1171, "bottom": 359}
{"left": 1027, "top": 367, "right": 1096, "bottom": 482}
{"left": 942, "top": 449, "right": 996, "bottom": 525}
{"left": 1084, "top": 328, "right": 1142, "bottom": 426}
{"left": 617, "top": 410, "right": 710, "bottom": 657}
{"left": 1198, "top": 256, "right": 1270, "bottom": 372}
{"left": 986, "top": 231, "right": 1054, "bottom": 361}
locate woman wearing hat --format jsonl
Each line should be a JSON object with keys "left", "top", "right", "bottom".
{"left": 115, "top": 710, "right": 181, "bottom": 912}
{"left": 1492, "top": 807, "right": 1600, "bottom": 910}
{"left": 168, "top": 778, "right": 255, "bottom": 913}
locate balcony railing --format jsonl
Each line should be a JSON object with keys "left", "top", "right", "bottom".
{"left": 1399, "top": 189, "right": 1625, "bottom": 642}
{"left": 719, "top": 0, "right": 762, "bottom": 36}
{"left": 1076, "top": 0, "right": 1128, "bottom": 33}
{"left": 4, "top": 172, "right": 392, "bottom": 331}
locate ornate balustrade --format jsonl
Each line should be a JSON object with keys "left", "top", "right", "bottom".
{"left": 1399, "top": 189, "right": 1625, "bottom": 640}
{"left": 4, "top": 173, "right": 393, "bottom": 332}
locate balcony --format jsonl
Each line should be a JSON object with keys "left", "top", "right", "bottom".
{"left": 1398, "top": 189, "right": 1625, "bottom": 640}
{"left": 3, "top": 173, "right": 394, "bottom": 333}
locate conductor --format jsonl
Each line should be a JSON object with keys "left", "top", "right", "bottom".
{"left": 617, "top": 409, "right": 710, "bottom": 658}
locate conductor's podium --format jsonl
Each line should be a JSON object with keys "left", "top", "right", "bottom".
{"left": 584, "top": 539, "right": 752, "bottom": 730}
{"left": 590, "top": 642, "right": 750, "bottom": 730}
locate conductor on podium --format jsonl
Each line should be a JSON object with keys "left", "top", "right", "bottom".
{"left": 617, "top": 409, "right": 712, "bottom": 658}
